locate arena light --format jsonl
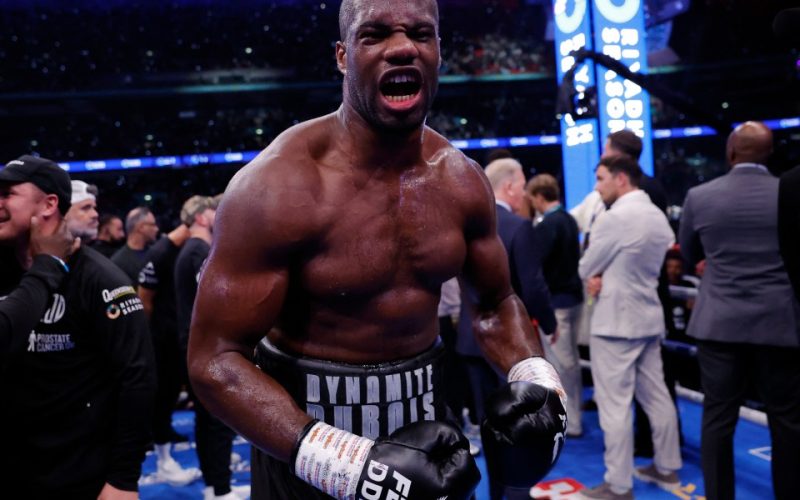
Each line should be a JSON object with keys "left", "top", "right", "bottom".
{"left": 54, "top": 119, "right": 799, "bottom": 173}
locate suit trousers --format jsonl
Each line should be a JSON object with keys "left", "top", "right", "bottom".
{"left": 590, "top": 335, "right": 682, "bottom": 490}
{"left": 194, "top": 397, "right": 236, "bottom": 495}
{"left": 541, "top": 304, "right": 583, "bottom": 435}
{"left": 696, "top": 340, "right": 800, "bottom": 500}
{"left": 151, "top": 322, "right": 184, "bottom": 444}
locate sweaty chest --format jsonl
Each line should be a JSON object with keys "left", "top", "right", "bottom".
{"left": 302, "top": 178, "right": 467, "bottom": 297}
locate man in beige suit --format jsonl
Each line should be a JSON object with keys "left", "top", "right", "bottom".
{"left": 577, "top": 155, "right": 681, "bottom": 500}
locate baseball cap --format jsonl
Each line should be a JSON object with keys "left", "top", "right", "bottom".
{"left": 0, "top": 155, "right": 72, "bottom": 215}
{"left": 180, "top": 195, "right": 215, "bottom": 226}
{"left": 71, "top": 180, "right": 96, "bottom": 205}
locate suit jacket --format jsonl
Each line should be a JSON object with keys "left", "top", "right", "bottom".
{"left": 779, "top": 165, "right": 800, "bottom": 303}
{"left": 497, "top": 205, "right": 557, "bottom": 334}
{"left": 579, "top": 190, "right": 674, "bottom": 339}
{"left": 679, "top": 165, "right": 799, "bottom": 346}
{"left": 639, "top": 175, "right": 668, "bottom": 214}
{"left": 457, "top": 204, "right": 556, "bottom": 356}
{"left": 535, "top": 206, "right": 583, "bottom": 308}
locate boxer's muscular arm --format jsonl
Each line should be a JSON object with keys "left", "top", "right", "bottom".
{"left": 188, "top": 164, "right": 313, "bottom": 463}
{"left": 459, "top": 162, "right": 544, "bottom": 374}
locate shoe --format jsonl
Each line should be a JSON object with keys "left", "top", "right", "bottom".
{"left": 230, "top": 451, "right": 242, "bottom": 465}
{"left": 634, "top": 464, "right": 680, "bottom": 491}
{"left": 156, "top": 457, "right": 201, "bottom": 487}
{"left": 566, "top": 429, "right": 584, "bottom": 438}
{"left": 231, "top": 485, "right": 250, "bottom": 499}
{"left": 469, "top": 442, "right": 480, "bottom": 456}
{"left": 203, "top": 484, "right": 251, "bottom": 500}
{"left": 577, "top": 482, "right": 633, "bottom": 499}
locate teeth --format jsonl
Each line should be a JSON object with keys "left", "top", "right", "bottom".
{"left": 387, "top": 95, "right": 415, "bottom": 102}
{"left": 388, "top": 74, "right": 417, "bottom": 84}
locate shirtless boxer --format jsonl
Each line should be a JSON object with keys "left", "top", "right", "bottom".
{"left": 188, "top": 1, "right": 567, "bottom": 498}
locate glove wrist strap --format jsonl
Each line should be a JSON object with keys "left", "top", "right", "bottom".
{"left": 293, "top": 421, "right": 375, "bottom": 499}
{"left": 507, "top": 357, "right": 567, "bottom": 409}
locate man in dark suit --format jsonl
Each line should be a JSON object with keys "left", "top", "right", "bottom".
{"left": 456, "top": 157, "right": 556, "bottom": 500}
{"left": 483, "top": 157, "right": 556, "bottom": 338}
{"left": 779, "top": 165, "right": 800, "bottom": 302}
{"left": 679, "top": 121, "right": 800, "bottom": 500}
{"left": 529, "top": 173, "right": 584, "bottom": 437}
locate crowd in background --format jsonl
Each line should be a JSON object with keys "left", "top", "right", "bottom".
{"left": 0, "top": 0, "right": 554, "bottom": 92}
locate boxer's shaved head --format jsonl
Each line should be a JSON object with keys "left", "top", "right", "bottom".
{"left": 339, "top": 0, "right": 356, "bottom": 40}
{"left": 339, "top": 0, "right": 439, "bottom": 41}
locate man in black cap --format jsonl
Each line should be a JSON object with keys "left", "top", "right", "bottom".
{"left": 0, "top": 210, "right": 75, "bottom": 353}
{"left": 0, "top": 155, "right": 156, "bottom": 499}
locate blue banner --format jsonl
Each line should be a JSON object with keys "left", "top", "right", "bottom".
{"left": 553, "top": 0, "right": 603, "bottom": 209}
{"left": 591, "top": 0, "right": 654, "bottom": 175}
{"left": 51, "top": 120, "right": 800, "bottom": 174}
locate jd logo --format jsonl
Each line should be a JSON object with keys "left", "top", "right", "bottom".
{"left": 360, "top": 460, "right": 412, "bottom": 500}
{"left": 41, "top": 294, "right": 66, "bottom": 324}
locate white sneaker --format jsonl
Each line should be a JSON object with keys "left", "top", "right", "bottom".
{"left": 230, "top": 451, "right": 242, "bottom": 465}
{"left": 203, "top": 484, "right": 251, "bottom": 500}
{"left": 156, "top": 457, "right": 201, "bottom": 486}
{"left": 231, "top": 485, "right": 251, "bottom": 499}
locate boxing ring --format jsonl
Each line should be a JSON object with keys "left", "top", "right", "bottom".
{"left": 136, "top": 381, "right": 772, "bottom": 499}
{"left": 137, "top": 296, "right": 773, "bottom": 500}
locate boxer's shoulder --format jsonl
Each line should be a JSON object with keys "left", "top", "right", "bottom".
{"left": 420, "top": 131, "right": 495, "bottom": 232}
{"left": 215, "top": 124, "right": 330, "bottom": 252}
{"left": 235, "top": 118, "right": 328, "bottom": 186}
{"left": 424, "top": 127, "right": 491, "bottom": 198}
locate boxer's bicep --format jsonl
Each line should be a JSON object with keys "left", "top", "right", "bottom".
{"left": 464, "top": 234, "right": 539, "bottom": 372}
{"left": 188, "top": 186, "right": 312, "bottom": 463}
{"left": 459, "top": 164, "right": 540, "bottom": 372}
{"left": 463, "top": 232, "right": 513, "bottom": 309}
{"left": 192, "top": 245, "right": 288, "bottom": 354}
{"left": 460, "top": 159, "right": 513, "bottom": 309}
{"left": 192, "top": 161, "right": 310, "bottom": 355}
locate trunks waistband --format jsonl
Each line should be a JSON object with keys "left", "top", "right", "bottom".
{"left": 255, "top": 337, "right": 446, "bottom": 440}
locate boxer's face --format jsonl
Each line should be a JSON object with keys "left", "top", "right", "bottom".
{"left": 338, "top": 0, "right": 441, "bottom": 132}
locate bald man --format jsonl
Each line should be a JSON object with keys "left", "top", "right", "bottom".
{"left": 679, "top": 121, "right": 800, "bottom": 500}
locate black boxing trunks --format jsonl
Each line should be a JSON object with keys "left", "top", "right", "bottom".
{"left": 250, "top": 337, "right": 449, "bottom": 500}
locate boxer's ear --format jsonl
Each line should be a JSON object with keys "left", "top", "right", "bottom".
{"left": 336, "top": 41, "right": 347, "bottom": 75}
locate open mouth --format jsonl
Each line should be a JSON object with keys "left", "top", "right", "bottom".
{"left": 379, "top": 71, "right": 422, "bottom": 104}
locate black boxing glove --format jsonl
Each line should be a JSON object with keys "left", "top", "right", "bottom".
{"left": 293, "top": 419, "right": 480, "bottom": 500}
{"left": 481, "top": 357, "right": 568, "bottom": 488}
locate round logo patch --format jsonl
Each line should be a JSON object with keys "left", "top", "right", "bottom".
{"left": 106, "top": 304, "right": 121, "bottom": 320}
